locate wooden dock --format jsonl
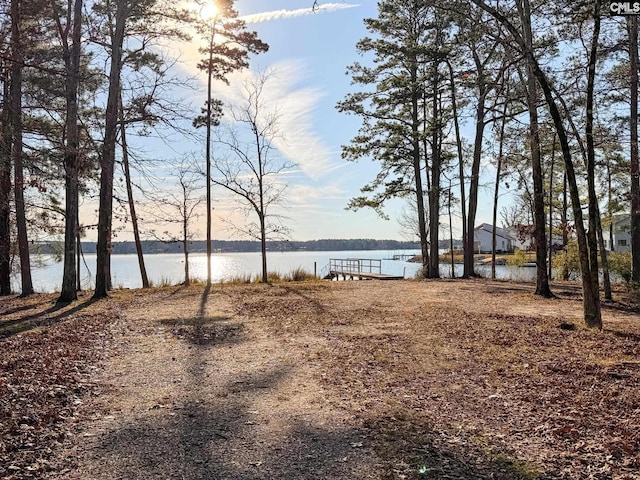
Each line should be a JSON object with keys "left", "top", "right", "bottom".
{"left": 324, "top": 258, "right": 404, "bottom": 281}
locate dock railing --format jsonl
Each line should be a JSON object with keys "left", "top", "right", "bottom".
{"left": 328, "top": 258, "right": 382, "bottom": 275}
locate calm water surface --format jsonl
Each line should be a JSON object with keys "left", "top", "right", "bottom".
{"left": 19, "top": 250, "right": 537, "bottom": 293}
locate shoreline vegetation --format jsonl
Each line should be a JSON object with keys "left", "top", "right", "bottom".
{"left": 1, "top": 279, "right": 639, "bottom": 479}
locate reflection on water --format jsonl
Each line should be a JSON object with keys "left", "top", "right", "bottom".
{"left": 18, "top": 250, "right": 541, "bottom": 293}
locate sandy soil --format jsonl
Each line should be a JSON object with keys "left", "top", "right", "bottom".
{"left": 2, "top": 279, "right": 639, "bottom": 479}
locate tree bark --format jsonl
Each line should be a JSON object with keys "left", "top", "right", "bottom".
{"left": 465, "top": 81, "right": 487, "bottom": 278}
{"left": 10, "top": 0, "right": 33, "bottom": 296}
{"left": 411, "top": 63, "right": 429, "bottom": 273}
{"left": 94, "top": 0, "right": 128, "bottom": 299}
{"left": 182, "top": 187, "right": 190, "bottom": 286}
{"left": 448, "top": 62, "right": 467, "bottom": 269}
{"left": 0, "top": 72, "right": 11, "bottom": 295}
{"left": 428, "top": 61, "right": 441, "bottom": 278}
{"left": 492, "top": 95, "right": 508, "bottom": 279}
{"left": 561, "top": 171, "right": 569, "bottom": 281}
{"left": 628, "top": 16, "right": 640, "bottom": 283}
{"left": 58, "top": 0, "right": 83, "bottom": 303}
{"left": 519, "top": 0, "right": 552, "bottom": 298}
{"left": 548, "top": 136, "right": 555, "bottom": 280}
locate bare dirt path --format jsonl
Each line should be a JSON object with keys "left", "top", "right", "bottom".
{"left": 55, "top": 284, "right": 383, "bottom": 479}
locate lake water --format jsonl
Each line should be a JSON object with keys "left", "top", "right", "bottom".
{"left": 16, "top": 250, "right": 538, "bottom": 293}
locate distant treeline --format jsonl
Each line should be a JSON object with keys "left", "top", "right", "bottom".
{"left": 33, "top": 239, "right": 426, "bottom": 255}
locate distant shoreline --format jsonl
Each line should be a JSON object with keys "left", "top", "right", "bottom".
{"left": 31, "top": 239, "right": 428, "bottom": 256}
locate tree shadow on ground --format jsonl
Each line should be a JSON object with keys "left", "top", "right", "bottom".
{"left": 82, "top": 364, "right": 382, "bottom": 479}
{"left": 0, "top": 298, "right": 95, "bottom": 338}
{"left": 278, "top": 284, "right": 327, "bottom": 315}
{"left": 159, "top": 315, "right": 244, "bottom": 347}
{"left": 0, "top": 297, "right": 52, "bottom": 317}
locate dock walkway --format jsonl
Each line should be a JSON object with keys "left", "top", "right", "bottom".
{"left": 324, "top": 258, "right": 404, "bottom": 281}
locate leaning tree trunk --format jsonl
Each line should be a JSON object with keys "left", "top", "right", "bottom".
{"left": 119, "top": 96, "right": 150, "bottom": 288}
{"left": 470, "top": 0, "right": 602, "bottom": 328}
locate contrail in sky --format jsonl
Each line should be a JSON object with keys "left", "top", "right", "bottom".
{"left": 241, "top": 3, "right": 360, "bottom": 24}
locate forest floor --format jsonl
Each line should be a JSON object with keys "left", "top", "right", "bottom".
{"left": 1, "top": 278, "right": 639, "bottom": 479}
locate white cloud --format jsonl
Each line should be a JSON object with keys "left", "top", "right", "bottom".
{"left": 241, "top": 3, "right": 360, "bottom": 24}
{"left": 209, "top": 60, "right": 341, "bottom": 180}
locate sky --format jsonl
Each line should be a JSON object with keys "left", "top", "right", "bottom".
{"left": 98, "top": 0, "right": 505, "bottom": 243}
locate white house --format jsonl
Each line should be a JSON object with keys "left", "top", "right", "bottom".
{"left": 473, "top": 223, "right": 514, "bottom": 253}
{"left": 603, "top": 215, "right": 631, "bottom": 253}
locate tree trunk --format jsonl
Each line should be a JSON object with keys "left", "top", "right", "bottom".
{"left": 583, "top": 0, "right": 603, "bottom": 321}
{"left": 411, "top": 64, "right": 429, "bottom": 273}
{"left": 94, "top": 1, "right": 127, "bottom": 299}
{"left": 596, "top": 209, "right": 612, "bottom": 300}
{"left": 260, "top": 214, "right": 268, "bottom": 283}
{"left": 470, "top": 0, "right": 602, "bottom": 328}
{"left": 608, "top": 165, "right": 615, "bottom": 251}
{"left": 448, "top": 62, "right": 467, "bottom": 273}
{"left": 183, "top": 196, "right": 190, "bottom": 286}
{"left": 492, "top": 97, "right": 508, "bottom": 279}
{"left": 519, "top": 0, "right": 552, "bottom": 298}
{"left": 0, "top": 72, "right": 11, "bottom": 295}
{"left": 119, "top": 95, "right": 149, "bottom": 288}
{"left": 428, "top": 62, "right": 441, "bottom": 278}
{"left": 465, "top": 82, "right": 487, "bottom": 278}
{"left": 76, "top": 227, "right": 82, "bottom": 291}
{"left": 628, "top": 16, "right": 640, "bottom": 283}
{"left": 561, "top": 171, "right": 569, "bottom": 281}
{"left": 58, "top": 0, "right": 83, "bottom": 303}
{"left": 10, "top": 0, "right": 33, "bottom": 296}
{"left": 205, "top": 24, "right": 217, "bottom": 288}
{"left": 548, "top": 136, "right": 556, "bottom": 280}
{"left": 448, "top": 183, "right": 455, "bottom": 279}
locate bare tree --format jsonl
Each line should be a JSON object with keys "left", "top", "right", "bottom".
{"left": 148, "top": 158, "right": 204, "bottom": 286}
{"left": 213, "top": 70, "right": 294, "bottom": 284}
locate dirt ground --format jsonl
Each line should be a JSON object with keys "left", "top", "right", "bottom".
{"left": 1, "top": 279, "right": 639, "bottom": 479}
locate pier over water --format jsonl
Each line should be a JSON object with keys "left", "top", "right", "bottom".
{"left": 324, "top": 258, "right": 404, "bottom": 281}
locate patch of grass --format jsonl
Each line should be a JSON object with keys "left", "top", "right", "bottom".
{"left": 221, "top": 273, "right": 254, "bottom": 285}
{"left": 489, "top": 454, "right": 542, "bottom": 480}
{"left": 288, "top": 267, "right": 316, "bottom": 282}
{"left": 147, "top": 276, "right": 175, "bottom": 288}
{"left": 266, "top": 271, "right": 283, "bottom": 283}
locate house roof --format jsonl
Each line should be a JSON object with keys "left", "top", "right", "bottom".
{"left": 474, "top": 223, "right": 513, "bottom": 241}
{"left": 611, "top": 214, "right": 630, "bottom": 227}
